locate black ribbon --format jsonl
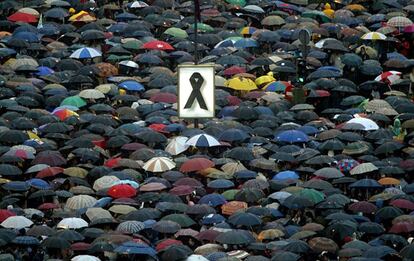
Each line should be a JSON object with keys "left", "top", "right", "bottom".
{"left": 184, "top": 72, "right": 208, "bottom": 110}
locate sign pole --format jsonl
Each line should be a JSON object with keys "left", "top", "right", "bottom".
{"left": 193, "top": 0, "right": 200, "bottom": 128}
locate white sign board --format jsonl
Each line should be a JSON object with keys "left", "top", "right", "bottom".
{"left": 178, "top": 64, "right": 215, "bottom": 118}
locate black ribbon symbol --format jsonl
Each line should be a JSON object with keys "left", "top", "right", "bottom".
{"left": 184, "top": 72, "right": 208, "bottom": 110}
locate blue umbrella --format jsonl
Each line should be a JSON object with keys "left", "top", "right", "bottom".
{"left": 207, "top": 179, "right": 235, "bottom": 189}
{"left": 36, "top": 66, "right": 55, "bottom": 76}
{"left": 116, "top": 12, "right": 139, "bottom": 21}
{"left": 93, "top": 197, "right": 113, "bottom": 208}
{"left": 218, "top": 106, "right": 237, "bottom": 118}
{"left": 38, "top": 24, "right": 60, "bottom": 36}
{"left": 27, "top": 178, "right": 51, "bottom": 190}
{"left": 265, "top": 81, "right": 288, "bottom": 92}
{"left": 199, "top": 194, "right": 227, "bottom": 207}
{"left": 114, "top": 241, "right": 157, "bottom": 256}
{"left": 234, "top": 38, "right": 259, "bottom": 48}
{"left": 164, "top": 123, "right": 186, "bottom": 132}
{"left": 273, "top": 170, "right": 299, "bottom": 181}
{"left": 218, "top": 128, "right": 249, "bottom": 142}
{"left": 202, "top": 214, "right": 226, "bottom": 225}
{"left": 12, "top": 236, "right": 40, "bottom": 245}
{"left": 275, "top": 130, "right": 309, "bottom": 143}
{"left": 118, "top": 80, "right": 145, "bottom": 91}
{"left": 44, "top": 7, "right": 69, "bottom": 19}
{"left": 254, "top": 106, "right": 274, "bottom": 115}
{"left": 12, "top": 32, "right": 39, "bottom": 42}
{"left": 234, "top": 170, "right": 257, "bottom": 179}
{"left": 349, "top": 179, "right": 383, "bottom": 189}
{"left": 0, "top": 48, "right": 17, "bottom": 57}
{"left": 108, "top": 23, "right": 128, "bottom": 33}
{"left": 2, "top": 181, "right": 30, "bottom": 191}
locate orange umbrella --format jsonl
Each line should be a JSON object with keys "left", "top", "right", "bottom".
{"left": 378, "top": 177, "right": 400, "bottom": 185}
{"left": 221, "top": 201, "right": 248, "bottom": 215}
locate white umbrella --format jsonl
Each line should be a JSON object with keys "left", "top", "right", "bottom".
{"left": 79, "top": 89, "right": 105, "bottom": 99}
{"left": 186, "top": 134, "right": 221, "bottom": 147}
{"left": 57, "top": 217, "right": 88, "bottom": 229}
{"left": 93, "top": 175, "right": 120, "bottom": 191}
{"left": 85, "top": 208, "right": 112, "bottom": 222}
{"left": 165, "top": 136, "right": 189, "bottom": 155}
{"left": 1, "top": 216, "right": 33, "bottom": 229}
{"left": 187, "top": 255, "right": 209, "bottom": 261}
{"left": 66, "top": 195, "right": 97, "bottom": 210}
{"left": 70, "top": 47, "right": 102, "bottom": 59}
{"left": 119, "top": 60, "right": 139, "bottom": 68}
{"left": 143, "top": 157, "right": 176, "bottom": 172}
{"left": 116, "top": 221, "right": 145, "bottom": 234}
{"left": 71, "top": 255, "right": 101, "bottom": 261}
{"left": 346, "top": 118, "right": 379, "bottom": 131}
{"left": 350, "top": 162, "right": 378, "bottom": 175}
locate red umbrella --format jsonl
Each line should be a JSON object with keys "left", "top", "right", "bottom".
{"left": 170, "top": 185, "right": 195, "bottom": 196}
{"left": 38, "top": 203, "right": 59, "bottom": 210}
{"left": 315, "top": 90, "right": 331, "bottom": 97}
{"left": 121, "top": 143, "right": 147, "bottom": 151}
{"left": 390, "top": 199, "right": 414, "bottom": 210}
{"left": 174, "top": 177, "right": 203, "bottom": 187}
{"left": 150, "top": 93, "right": 177, "bottom": 103}
{"left": 156, "top": 239, "right": 182, "bottom": 252}
{"left": 224, "top": 66, "right": 246, "bottom": 76}
{"left": 149, "top": 124, "right": 168, "bottom": 133}
{"left": 227, "top": 96, "right": 242, "bottom": 106}
{"left": 244, "top": 91, "right": 265, "bottom": 100}
{"left": 389, "top": 222, "right": 414, "bottom": 234}
{"left": 348, "top": 201, "right": 377, "bottom": 214}
{"left": 36, "top": 167, "right": 64, "bottom": 178}
{"left": 108, "top": 184, "right": 137, "bottom": 198}
{"left": 104, "top": 157, "right": 122, "bottom": 168}
{"left": 195, "top": 229, "right": 221, "bottom": 242}
{"left": 8, "top": 12, "right": 38, "bottom": 23}
{"left": 0, "top": 209, "right": 16, "bottom": 222}
{"left": 71, "top": 242, "right": 91, "bottom": 251}
{"left": 142, "top": 40, "right": 174, "bottom": 51}
{"left": 180, "top": 158, "right": 215, "bottom": 172}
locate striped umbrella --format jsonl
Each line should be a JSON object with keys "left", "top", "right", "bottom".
{"left": 165, "top": 136, "right": 189, "bottom": 155}
{"left": 93, "top": 175, "right": 120, "bottom": 191}
{"left": 143, "top": 157, "right": 176, "bottom": 172}
{"left": 387, "top": 16, "right": 413, "bottom": 27}
{"left": 66, "top": 195, "right": 97, "bottom": 210}
{"left": 70, "top": 47, "right": 102, "bottom": 59}
{"left": 361, "top": 32, "right": 386, "bottom": 40}
{"left": 57, "top": 217, "right": 88, "bottom": 229}
{"left": 117, "top": 221, "right": 145, "bottom": 234}
{"left": 186, "top": 134, "right": 221, "bottom": 148}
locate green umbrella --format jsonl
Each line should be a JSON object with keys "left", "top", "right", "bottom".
{"left": 122, "top": 40, "right": 143, "bottom": 51}
{"left": 161, "top": 214, "right": 196, "bottom": 228}
{"left": 222, "top": 189, "right": 240, "bottom": 200}
{"left": 302, "top": 11, "right": 331, "bottom": 23}
{"left": 298, "top": 189, "right": 325, "bottom": 204}
{"left": 106, "top": 54, "right": 132, "bottom": 63}
{"left": 261, "top": 15, "right": 285, "bottom": 26}
{"left": 60, "top": 96, "right": 86, "bottom": 108}
{"left": 225, "top": 0, "right": 246, "bottom": 6}
{"left": 164, "top": 27, "right": 188, "bottom": 39}
{"left": 191, "top": 23, "right": 214, "bottom": 33}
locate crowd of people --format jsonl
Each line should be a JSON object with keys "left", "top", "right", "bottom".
{"left": 0, "top": 0, "right": 413, "bottom": 260}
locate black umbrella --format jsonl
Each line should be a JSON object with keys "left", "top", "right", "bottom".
{"left": 42, "top": 237, "right": 70, "bottom": 249}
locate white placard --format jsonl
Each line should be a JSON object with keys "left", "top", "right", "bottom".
{"left": 178, "top": 64, "right": 215, "bottom": 118}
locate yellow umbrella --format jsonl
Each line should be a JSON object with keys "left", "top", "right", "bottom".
{"left": 26, "top": 131, "right": 40, "bottom": 140}
{"left": 345, "top": 4, "right": 366, "bottom": 12}
{"left": 255, "top": 72, "right": 275, "bottom": 86}
{"left": 225, "top": 77, "right": 258, "bottom": 91}
{"left": 69, "top": 11, "right": 96, "bottom": 22}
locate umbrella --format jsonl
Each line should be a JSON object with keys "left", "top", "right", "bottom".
{"left": 143, "top": 157, "right": 176, "bottom": 172}
{"left": 1, "top": 216, "right": 33, "bottom": 229}
{"left": 70, "top": 47, "right": 102, "bottom": 59}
